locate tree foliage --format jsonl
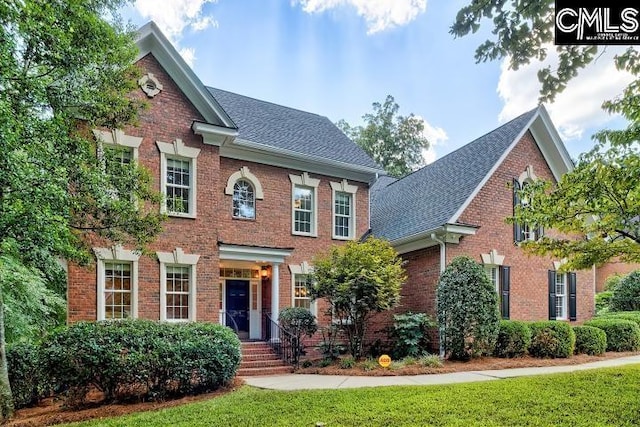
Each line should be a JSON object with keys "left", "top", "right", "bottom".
{"left": 337, "top": 95, "right": 430, "bottom": 177}
{"left": 452, "top": 2, "right": 640, "bottom": 269}
{"left": 0, "top": 0, "right": 165, "bottom": 419}
{"left": 436, "top": 256, "right": 500, "bottom": 360}
{"left": 610, "top": 270, "right": 640, "bottom": 312}
{"left": 309, "top": 237, "right": 406, "bottom": 359}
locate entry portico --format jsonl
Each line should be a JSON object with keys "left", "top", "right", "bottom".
{"left": 218, "top": 243, "right": 292, "bottom": 340}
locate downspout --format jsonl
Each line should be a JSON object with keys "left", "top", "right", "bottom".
{"left": 431, "top": 233, "right": 446, "bottom": 358}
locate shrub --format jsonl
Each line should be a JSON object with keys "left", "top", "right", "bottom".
{"left": 528, "top": 321, "right": 575, "bottom": 358}
{"left": 585, "top": 318, "right": 640, "bottom": 351}
{"left": 600, "top": 311, "right": 640, "bottom": 326}
{"left": 279, "top": 306, "right": 318, "bottom": 364}
{"left": 389, "top": 312, "right": 435, "bottom": 359}
{"left": 360, "top": 358, "right": 378, "bottom": 371}
{"left": 7, "top": 342, "right": 52, "bottom": 409}
{"left": 418, "top": 354, "right": 443, "bottom": 368}
{"left": 595, "top": 291, "right": 613, "bottom": 315}
{"left": 41, "top": 320, "right": 241, "bottom": 407}
{"left": 573, "top": 326, "right": 607, "bottom": 355}
{"left": 436, "top": 256, "right": 500, "bottom": 360}
{"left": 339, "top": 357, "right": 357, "bottom": 369}
{"left": 609, "top": 270, "right": 640, "bottom": 312}
{"left": 493, "top": 320, "right": 531, "bottom": 358}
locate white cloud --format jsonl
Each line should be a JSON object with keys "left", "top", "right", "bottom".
{"left": 497, "top": 46, "right": 633, "bottom": 141}
{"left": 293, "top": 0, "right": 427, "bottom": 34}
{"left": 416, "top": 116, "right": 448, "bottom": 164}
{"left": 179, "top": 47, "right": 196, "bottom": 68}
{"left": 134, "top": 0, "right": 218, "bottom": 64}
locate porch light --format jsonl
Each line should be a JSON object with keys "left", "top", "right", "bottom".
{"left": 261, "top": 265, "right": 269, "bottom": 280}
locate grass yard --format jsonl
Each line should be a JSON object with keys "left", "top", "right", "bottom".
{"left": 66, "top": 365, "right": 640, "bottom": 427}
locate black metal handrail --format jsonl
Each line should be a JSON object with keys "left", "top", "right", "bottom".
{"left": 263, "top": 313, "right": 301, "bottom": 367}
{"left": 221, "top": 311, "right": 240, "bottom": 334}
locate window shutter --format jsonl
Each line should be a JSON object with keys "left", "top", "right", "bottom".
{"left": 569, "top": 272, "right": 577, "bottom": 321}
{"left": 513, "top": 179, "right": 522, "bottom": 243}
{"left": 548, "top": 270, "right": 557, "bottom": 320}
{"left": 500, "top": 266, "right": 510, "bottom": 320}
{"left": 536, "top": 225, "right": 544, "bottom": 240}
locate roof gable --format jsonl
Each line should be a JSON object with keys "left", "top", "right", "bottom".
{"left": 372, "top": 105, "right": 572, "bottom": 243}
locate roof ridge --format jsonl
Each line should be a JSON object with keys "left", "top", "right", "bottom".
{"left": 207, "top": 86, "right": 326, "bottom": 119}
{"left": 383, "top": 106, "right": 540, "bottom": 188}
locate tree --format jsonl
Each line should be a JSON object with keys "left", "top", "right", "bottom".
{"left": 452, "top": 1, "right": 640, "bottom": 269}
{"left": 337, "top": 95, "right": 430, "bottom": 177}
{"left": 0, "top": 1, "right": 164, "bottom": 419}
{"left": 610, "top": 270, "right": 640, "bottom": 312}
{"left": 436, "top": 256, "right": 500, "bottom": 360}
{"left": 309, "top": 237, "right": 406, "bottom": 359}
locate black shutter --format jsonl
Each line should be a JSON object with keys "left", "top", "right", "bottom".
{"left": 569, "top": 272, "right": 577, "bottom": 321}
{"left": 548, "top": 270, "right": 557, "bottom": 320}
{"left": 536, "top": 225, "right": 544, "bottom": 241}
{"left": 513, "top": 179, "right": 522, "bottom": 243}
{"left": 500, "top": 266, "right": 510, "bottom": 320}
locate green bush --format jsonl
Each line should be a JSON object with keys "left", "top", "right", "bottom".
{"left": 585, "top": 318, "right": 640, "bottom": 351}
{"left": 609, "top": 270, "right": 640, "bottom": 312}
{"left": 279, "top": 306, "right": 318, "bottom": 364}
{"left": 595, "top": 291, "right": 613, "bottom": 315}
{"left": 7, "top": 342, "right": 52, "bottom": 409}
{"left": 389, "top": 312, "right": 435, "bottom": 358}
{"left": 41, "top": 320, "right": 241, "bottom": 407}
{"left": 600, "top": 311, "right": 640, "bottom": 326}
{"left": 436, "top": 256, "right": 500, "bottom": 360}
{"left": 573, "top": 326, "right": 607, "bottom": 355}
{"left": 493, "top": 320, "right": 531, "bottom": 358}
{"left": 418, "top": 354, "right": 443, "bottom": 368}
{"left": 528, "top": 321, "right": 575, "bottom": 358}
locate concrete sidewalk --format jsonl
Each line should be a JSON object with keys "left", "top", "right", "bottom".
{"left": 242, "top": 354, "right": 640, "bottom": 390}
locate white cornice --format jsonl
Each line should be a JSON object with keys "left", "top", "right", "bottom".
{"left": 219, "top": 244, "right": 293, "bottom": 263}
{"left": 192, "top": 121, "right": 238, "bottom": 146}
{"left": 135, "top": 22, "right": 237, "bottom": 130}
{"left": 389, "top": 224, "right": 478, "bottom": 255}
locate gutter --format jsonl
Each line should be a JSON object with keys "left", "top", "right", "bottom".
{"left": 431, "top": 232, "right": 446, "bottom": 358}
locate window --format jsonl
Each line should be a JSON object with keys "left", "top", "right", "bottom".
{"left": 485, "top": 266, "right": 499, "bottom": 293}
{"left": 225, "top": 166, "right": 264, "bottom": 220}
{"left": 290, "top": 173, "right": 320, "bottom": 236}
{"left": 555, "top": 273, "right": 568, "bottom": 320}
{"left": 95, "top": 246, "right": 140, "bottom": 321}
{"left": 513, "top": 176, "right": 542, "bottom": 243}
{"left": 330, "top": 179, "right": 358, "bottom": 240}
{"left": 481, "top": 249, "right": 509, "bottom": 319}
{"left": 158, "top": 248, "right": 200, "bottom": 322}
{"left": 157, "top": 139, "right": 200, "bottom": 218}
{"left": 293, "top": 274, "right": 311, "bottom": 309}
{"left": 93, "top": 129, "right": 142, "bottom": 162}
{"left": 233, "top": 179, "right": 255, "bottom": 219}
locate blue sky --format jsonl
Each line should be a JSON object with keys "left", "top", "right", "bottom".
{"left": 121, "top": 0, "right": 631, "bottom": 164}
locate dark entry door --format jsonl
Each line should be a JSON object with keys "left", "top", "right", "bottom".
{"left": 226, "top": 280, "right": 250, "bottom": 334}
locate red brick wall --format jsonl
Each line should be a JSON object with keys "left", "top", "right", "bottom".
{"left": 67, "top": 53, "right": 369, "bottom": 326}
{"left": 391, "top": 131, "right": 595, "bottom": 329}
{"left": 596, "top": 261, "right": 640, "bottom": 292}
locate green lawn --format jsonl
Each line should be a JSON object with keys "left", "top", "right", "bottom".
{"left": 66, "top": 365, "right": 640, "bottom": 426}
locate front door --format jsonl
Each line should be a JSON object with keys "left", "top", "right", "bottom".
{"left": 226, "top": 280, "right": 250, "bottom": 338}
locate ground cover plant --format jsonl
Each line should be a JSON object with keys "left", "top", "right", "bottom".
{"left": 63, "top": 364, "right": 640, "bottom": 426}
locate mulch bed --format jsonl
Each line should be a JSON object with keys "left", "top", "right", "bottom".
{"left": 8, "top": 351, "right": 639, "bottom": 426}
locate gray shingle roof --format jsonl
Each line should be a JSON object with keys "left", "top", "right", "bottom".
{"left": 207, "top": 87, "right": 381, "bottom": 170}
{"left": 371, "top": 107, "right": 538, "bottom": 241}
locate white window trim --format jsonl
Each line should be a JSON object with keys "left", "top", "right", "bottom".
{"left": 95, "top": 246, "right": 141, "bottom": 321}
{"left": 93, "top": 129, "right": 143, "bottom": 161}
{"left": 518, "top": 165, "right": 538, "bottom": 187}
{"left": 225, "top": 166, "right": 264, "bottom": 199}
{"left": 157, "top": 248, "right": 200, "bottom": 322}
{"left": 330, "top": 179, "right": 358, "bottom": 240}
{"left": 289, "top": 172, "right": 320, "bottom": 237}
{"left": 157, "top": 139, "right": 201, "bottom": 218}
{"left": 555, "top": 272, "right": 568, "bottom": 320}
{"left": 289, "top": 262, "right": 316, "bottom": 316}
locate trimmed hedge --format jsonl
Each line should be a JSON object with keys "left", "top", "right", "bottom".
{"left": 600, "top": 311, "right": 640, "bottom": 326}
{"left": 584, "top": 318, "right": 640, "bottom": 352}
{"left": 573, "top": 326, "right": 607, "bottom": 355}
{"left": 493, "top": 320, "right": 531, "bottom": 358}
{"left": 528, "top": 321, "right": 575, "bottom": 358}
{"left": 41, "top": 320, "right": 241, "bottom": 407}
{"left": 7, "top": 342, "right": 52, "bottom": 409}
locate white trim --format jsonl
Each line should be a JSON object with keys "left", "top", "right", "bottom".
{"left": 93, "top": 129, "right": 143, "bottom": 161}
{"left": 135, "top": 22, "right": 236, "bottom": 129}
{"left": 391, "top": 224, "right": 478, "bottom": 255}
{"left": 290, "top": 172, "right": 320, "bottom": 237}
{"left": 157, "top": 248, "right": 200, "bottom": 322}
{"left": 289, "top": 262, "right": 317, "bottom": 316}
{"left": 481, "top": 249, "right": 505, "bottom": 266}
{"left": 157, "top": 139, "right": 200, "bottom": 218}
{"left": 518, "top": 165, "right": 538, "bottom": 186}
{"left": 94, "top": 246, "right": 140, "bottom": 321}
{"left": 555, "top": 272, "right": 568, "bottom": 320}
{"left": 449, "top": 105, "right": 574, "bottom": 224}
{"left": 138, "top": 73, "right": 163, "bottom": 98}
{"left": 219, "top": 244, "right": 292, "bottom": 263}
{"left": 225, "top": 166, "right": 264, "bottom": 199}
{"left": 191, "top": 121, "right": 238, "bottom": 146}
{"left": 330, "top": 179, "right": 358, "bottom": 240}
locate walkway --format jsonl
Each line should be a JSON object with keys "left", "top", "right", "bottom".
{"left": 242, "top": 354, "right": 640, "bottom": 390}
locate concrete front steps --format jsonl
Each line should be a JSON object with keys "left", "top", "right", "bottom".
{"left": 238, "top": 341, "right": 294, "bottom": 376}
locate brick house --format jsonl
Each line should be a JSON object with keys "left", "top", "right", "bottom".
{"left": 67, "top": 22, "right": 596, "bottom": 344}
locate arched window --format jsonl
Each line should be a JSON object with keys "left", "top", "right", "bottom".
{"left": 233, "top": 179, "right": 255, "bottom": 219}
